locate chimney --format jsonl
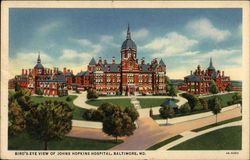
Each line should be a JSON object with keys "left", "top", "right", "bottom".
{"left": 25, "top": 69, "right": 27, "bottom": 75}
{"left": 71, "top": 70, "right": 73, "bottom": 73}
{"left": 98, "top": 57, "right": 102, "bottom": 64}
{"left": 22, "top": 69, "right": 24, "bottom": 75}
{"left": 64, "top": 67, "right": 67, "bottom": 74}
{"left": 67, "top": 69, "right": 70, "bottom": 72}
{"left": 112, "top": 57, "right": 116, "bottom": 64}
{"left": 190, "top": 71, "right": 192, "bottom": 75}
{"left": 155, "top": 58, "right": 158, "bottom": 64}
{"left": 222, "top": 71, "right": 224, "bottom": 77}
{"left": 104, "top": 59, "right": 107, "bottom": 65}
{"left": 53, "top": 67, "right": 56, "bottom": 74}
{"left": 141, "top": 57, "right": 145, "bottom": 65}
{"left": 29, "top": 69, "right": 31, "bottom": 74}
{"left": 108, "top": 66, "right": 110, "bottom": 72}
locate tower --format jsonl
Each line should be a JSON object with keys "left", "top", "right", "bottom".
{"left": 207, "top": 58, "right": 216, "bottom": 76}
{"left": 34, "top": 53, "right": 44, "bottom": 76}
{"left": 120, "top": 24, "right": 137, "bottom": 61}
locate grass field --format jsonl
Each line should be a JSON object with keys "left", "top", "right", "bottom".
{"left": 200, "top": 93, "right": 236, "bottom": 108}
{"left": 137, "top": 98, "right": 179, "bottom": 108}
{"left": 30, "top": 95, "right": 86, "bottom": 120}
{"left": 146, "top": 135, "right": 183, "bottom": 150}
{"left": 86, "top": 98, "right": 132, "bottom": 109}
{"left": 9, "top": 132, "right": 123, "bottom": 150}
{"left": 169, "top": 126, "right": 242, "bottom": 150}
{"left": 192, "top": 116, "right": 242, "bottom": 132}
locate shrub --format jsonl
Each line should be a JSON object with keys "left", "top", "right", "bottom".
{"left": 83, "top": 109, "right": 96, "bottom": 120}
{"left": 35, "top": 88, "right": 43, "bottom": 96}
{"left": 76, "top": 89, "right": 80, "bottom": 94}
{"left": 66, "top": 96, "right": 72, "bottom": 102}
{"left": 87, "top": 89, "right": 99, "bottom": 99}
{"left": 199, "top": 98, "right": 209, "bottom": 110}
{"left": 193, "top": 101, "right": 203, "bottom": 111}
{"left": 179, "top": 103, "right": 191, "bottom": 114}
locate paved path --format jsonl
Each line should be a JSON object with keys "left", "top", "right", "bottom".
{"left": 110, "top": 107, "right": 241, "bottom": 150}
{"left": 72, "top": 120, "right": 102, "bottom": 129}
{"left": 157, "top": 121, "right": 242, "bottom": 150}
{"left": 70, "top": 91, "right": 97, "bottom": 109}
{"left": 66, "top": 126, "right": 127, "bottom": 140}
{"left": 155, "top": 104, "right": 239, "bottom": 125}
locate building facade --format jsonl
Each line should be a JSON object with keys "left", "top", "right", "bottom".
{"left": 77, "top": 25, "right": 167, "bottom": 95}
{"left": 183, "top": 58, "right": 231, "bottom": 95}
{"left": 13, "top": 25, "right": 167, "bottom": 96}
{"left": 14, "top": 54, "right": 69, "bottom": 96}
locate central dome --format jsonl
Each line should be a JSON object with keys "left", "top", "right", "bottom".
{"left": 121, "top": 24, "right": 137, "bottom": 50}
{"left": 121, "top": 39, "right": 137, "bottom": 49}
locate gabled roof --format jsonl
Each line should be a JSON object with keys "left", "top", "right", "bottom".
{"left": 64, "top": 72, "right": 74, "bottom": 76}
{"left": 76, "top": 71, "right": 90, "bottom": 76}
{"left": 159, "top": 59, "right": 166, "bottom": 66}
{"left": 89, "top": 57, "right": 97, "bottom": 65}
{"left": 139, "top": 64, "right": 151, "bottom": 72}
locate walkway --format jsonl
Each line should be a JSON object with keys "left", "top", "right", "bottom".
{"left": 157, "top": 121, "right": 242, "bottom": 150}
{"left": 66, "top": 126, "right": 127, "bottom": 140}
{"left": 110, "top": 107, "right": 241, "bottom": 150}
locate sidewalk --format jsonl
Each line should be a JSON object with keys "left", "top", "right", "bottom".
{"left": 157, "top": 121, "right": 242, "bottom": 150}
{"left": 72, "top": 120, "right": 102, "bottom": 129}
{"left": 155, "top": 104, "right": 239, "bottom": 125}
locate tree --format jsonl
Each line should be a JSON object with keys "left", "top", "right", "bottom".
{"left": 193, "top": 100, "right": 203, "bottom": 111}
{"left": 225, "top": 84, "right": 233, "bottom": 92}
{"left": 179, "top": 103, "right": 191, "bottom": 114}
{"left": 159, "top": 105, "right": 175, "bottom": 124}
{"left": 165, "top": 76, "right": 172, "bottom": 92}
{"left": 168, "top": 85, "right": 177, "bottom": 99}
{"left": 8, "top": 99, "right": 26, "bottom": 136}
{"left": 124, "top": 106, "right": 139, "bottom": 122}
{"left": 36, "top": 88, "right": 43, "bottom": 96}
{"left": 98, "top": 103, "right": 122, "bottom": 118}
{"left": 15, "top": 83, "right": 21, "bottom": 92}
{"left": 102, "top": 110, "right": 136, "bottom": 142}
{"left": 199, "top": 98, "right": 209, "bottom": 110}
{"left": 209, "top": 80, "right": 219, "bottom": 94}
{"left": 182, "top": 93, "right": 199, "bottom": 111}
{"left": 26, "top": 101, "right": 73, "bottom": 150}
{"left": 211, "top": 97, "right": 222, "bottom": 124}
{"left": 87, "top": 89, "right": 99, "bottom": 99}
{"left": 232, "top": 92, "right": 242, "bottom": 107}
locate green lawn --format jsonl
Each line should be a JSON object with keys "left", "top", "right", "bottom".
{"left": 86, "top": 98, "right": 132, "bottom": 110}
{"left": 9, "top": 132, "right": 123, "bottom": 150}
{"left": 137, "top": 98, "right": 179, "bottom": 108}
{"left": 169, "top": 126, "right": 242, "bottom": 150}
{"left": 200, "top": 93, "right": 236, "bottom": 108}
{"left": 30, "top": 95, "right": 86, "bottom": 120}
{"left": 192, "top": 116, "right": 242, "bottom": 132}
{"left": 146, "top": 135, "right": 183, "bottom": 150}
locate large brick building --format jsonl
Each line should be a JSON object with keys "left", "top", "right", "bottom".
{"left": 74, "top": 25, "right": 167, "bottom": 95}
{"left": 13, "top": 25, "right": 167, "bottom": 96}
{"left": 183, "top": 58, "right": 231, "bottom": 95}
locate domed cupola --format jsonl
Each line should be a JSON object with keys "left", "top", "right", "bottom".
{"left": 34, "top": 53, "right": 44, "bottom": 69}
{"left": 121, "top": 24, "right": 137, "bottom": 61}
{"left": 121, "top": 24, "right": 137, "bottom": 50}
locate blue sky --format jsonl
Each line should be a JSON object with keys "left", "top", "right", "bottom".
{"left": 9, "top": 8, "right": 242, "bottom": 80}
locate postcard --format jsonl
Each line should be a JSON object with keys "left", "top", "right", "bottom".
{"left": 1, "top": 1, "right": 249, "bottom": 160}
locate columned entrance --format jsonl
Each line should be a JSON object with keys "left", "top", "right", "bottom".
{"left": 126, "top": 84, "right": 137, "bottom": 96}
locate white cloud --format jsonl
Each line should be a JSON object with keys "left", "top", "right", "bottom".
{"left": 72, "top": 38, "right": 102, "bottom": 54}
{"left": 142, "top": 32, "right": 198, "bottom": 57}
{"left": 59, "top": 49, "right": 93, "bottom": 61}
{"left": 38, "top": 21, "right": 61, "bottom": 34}
{"left": 99, "top": 35, "right": 120, "bottom": 48}
{"left": 182, "top": 51, "right": 200, "bottom": 56}
{"left": 186, "top": 18, "right": 231, "bottom": 42}
{"left": 133, "top": 28, "right": 149, "bottom": 39}
{"left": 202, "top": 49, "right": 240, "bottom": 58}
